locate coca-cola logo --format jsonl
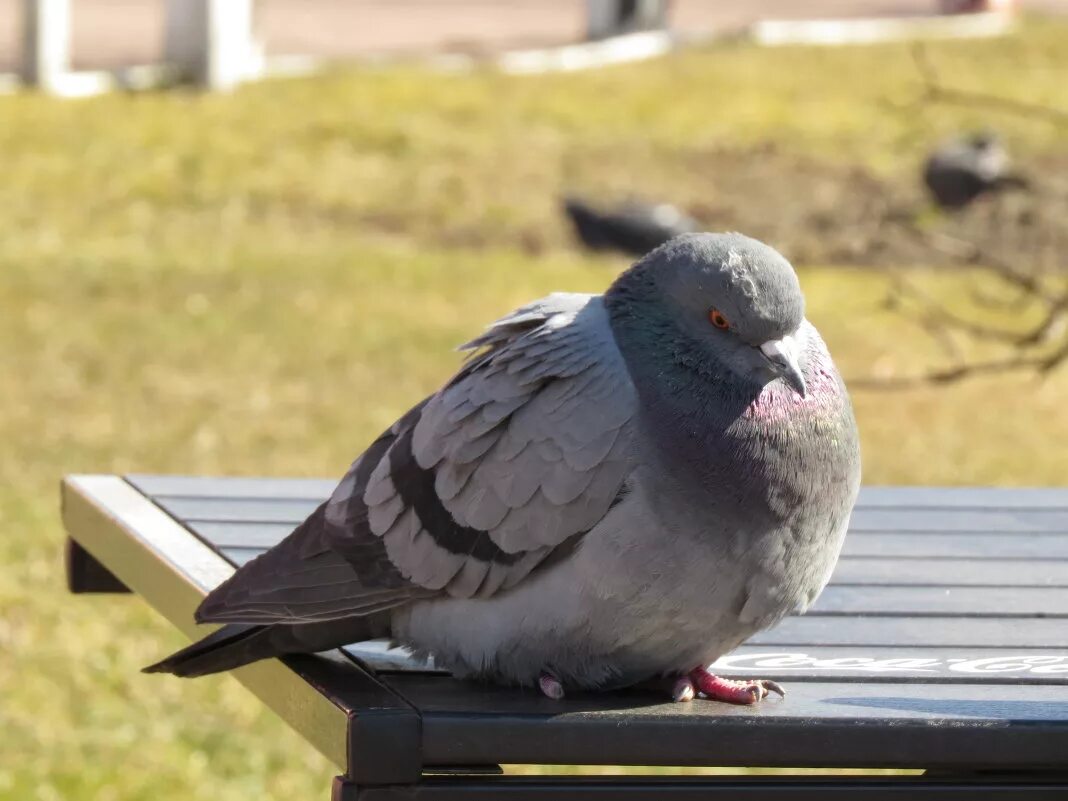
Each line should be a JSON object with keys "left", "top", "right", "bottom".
{"left": 712, "top": 653, "right": 1068, "bottom": 675}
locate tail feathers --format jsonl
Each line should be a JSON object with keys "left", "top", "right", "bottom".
{"left": 143, "top": 616, "right": 388, "bottom": 678}
{"left": 995, "top": 173, "right": 1030, "bottom": 191}
{"left": 143, "top": 624, "right": 268, "bottom": 677}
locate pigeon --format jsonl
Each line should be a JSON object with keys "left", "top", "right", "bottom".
{"left": 146, "top": 233, "right": 861, "bottom": 705}
{"left": 562, "top": 195, "right": 698, "bottom": 258}
{"left": 923, "top": 131, "right": 1028, "bottom": 210}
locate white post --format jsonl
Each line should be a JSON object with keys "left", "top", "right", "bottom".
{"left": 164, "top": 0, "right": 263, "bottom": 90}
{"left": 20, "top": 0, "right": 71, "bottom": 91}
{"left": 586, "top": 0, "right": 668, "bottom": 40}
{"left": 586, "top": 0, "right": 622, "bottom": 40}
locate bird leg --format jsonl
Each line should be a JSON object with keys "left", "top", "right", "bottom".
{"left": 675, "top": 666, "right": 785, "bottom": 705}
{"left": 538, "top": 671, "right": 565, "bottom": 700}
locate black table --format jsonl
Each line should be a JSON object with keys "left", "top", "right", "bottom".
{"left": 62, "top": 475, "right": 1068, "bottom": 799}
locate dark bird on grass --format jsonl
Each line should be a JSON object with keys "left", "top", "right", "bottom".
{"left": 145, "top": 233, "right": 860, "bottom": 705}
{"left": 923, "top": 131, "right": 1029, "bottom": 210}
{"left": 562, "top": 195, "right": 698, "bottom": 257}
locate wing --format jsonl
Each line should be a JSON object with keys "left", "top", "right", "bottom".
{"left": 194, "top": 422, "right": 438, "bottom": 624}
{"left": 197, "top": 293, "right": 638, "bottom": 625}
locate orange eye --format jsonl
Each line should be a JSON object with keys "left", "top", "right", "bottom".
{"left": 708, "top": 308, "right": 731, "bottom": 330}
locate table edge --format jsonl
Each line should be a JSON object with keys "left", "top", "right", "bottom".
{"left": 60, "top": 474, "right": 358, "bottom": 771}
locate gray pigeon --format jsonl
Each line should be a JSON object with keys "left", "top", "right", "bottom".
{"left": 563, "top": 195, "right": 698, "bottom": 258}
{"left": 923, "top": 131, "right": 1029, "bottom": 210}
{"left": 146, "top": 233, "right": 861, "bottom": 705}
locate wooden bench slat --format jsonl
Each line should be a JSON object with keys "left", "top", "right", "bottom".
{"left": 196, "top": 522, "right": 295, "bottom": 548}
{"left": 126, "top": 474, "right": 337, "bottom": 500}
{"left": 127, "top": 475, "right": 1068, "bottom": 510}
{"left": 157, "top": 500, "right": 318, "bottom": 526}
{"left": 216, "top": 545, "right": 1068, "bottom": 591}
{"left": 842, "top": 533, "right": 1068, "bottom": 559}
{"left": 344, "top": 639, "right": 1068, "bottom": 684}
{"left": 831, "top": 557, "right": 1068, "bottom": 587}
{"left": 147, "top": 495, "right": 1068, "bottom": 534}
{"left": 712, "top": 645, "right": 1068, "bottom": 683}
{"left": 752, "top": 615, "right": 1068, "bottom": 649}
{"left": 849, "top": 508, "right": 1068, "bottom": 533}
{"left": 856, "top": 486, "right": 1068, "bottom": 510}
{"left": 814, "top": 585, "right": 1068, "bottom": 616}
{"left": 183, "top": 516, "right": 1068, "bottom": 558}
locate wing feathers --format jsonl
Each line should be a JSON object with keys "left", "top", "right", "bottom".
{"left": 202, "top": 292, "right": 638, "bottom": 627}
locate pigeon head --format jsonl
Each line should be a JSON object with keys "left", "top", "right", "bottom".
{"left": 966, "top": 130, "right": 999, "bottom": 151}
{"left": 605, "top": 232, "right": 808, "bottom": 397}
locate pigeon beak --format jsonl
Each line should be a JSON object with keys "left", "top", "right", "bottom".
{"left": 760, "top": 336, "right": 807, "bottom": 398}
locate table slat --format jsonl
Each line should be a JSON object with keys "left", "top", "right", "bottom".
{"left": 185, "top": 517, "right": 1068, "bottom": 560}
{"left": 752, "top": 615, "right": 1068, "bottom": 648}
{"left": 127, "top": 475, "right": 1068, "bottom": 510}
{"left": 831, "top": 558, "right": 1068, "bottom": 587}
{"left": 270, "top": 540, "right": 1068, "bottom": 615}
{"left": 345, "top": 639, "right": 1068, "bottom": 684}
{"left": 148, "top": 495, "right": 1068, "bottom": 535}
{"left": 814, "top": 584, "right": 1068, "bottom": 616}
{"left": 712, "top": 645, "right": 1068, "bottom": 683}
{"left": 214, "top": 545, "right": 1068, "bottom": 589}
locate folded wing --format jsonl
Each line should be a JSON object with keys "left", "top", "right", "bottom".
{"left": 196, "top": 293, "right": 638, "bottom": 625}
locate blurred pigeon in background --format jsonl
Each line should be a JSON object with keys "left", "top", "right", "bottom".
{"left": 145, "top": 233, "right": 861, "bottom": 705}
{"left": 923, "top": 131, "right": 1029, "bottom": 210}
{"left": 563, "top": 194, "right": 698, "bottom": 257}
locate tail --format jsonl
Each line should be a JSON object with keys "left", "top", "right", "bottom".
{"left": 145, "top": 497, "right": 406, "bottom": 678}
{"left": 143, "top": 617, "right": 387, "bottom": 677}
{"left": 994, "top": 173, "right": 1030, "bottom": 191}
{"left": 143, "top": 623, "right": 270, "bottom": 677}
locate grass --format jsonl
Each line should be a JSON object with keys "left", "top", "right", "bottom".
{"left": 3, "top": 17, "right": 1068, "bottom": 800}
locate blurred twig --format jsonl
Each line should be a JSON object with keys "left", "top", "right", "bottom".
{"left": 851, "top": 41, "right": 1068, "bottom": 390}
{"left": 910, "top": 42, "right": 1068, "bottom": 128}
{"left": 855, "top": 228, "right": 1067, "bottom": 392}
{"left": 856, "top": 262, "right": 1068, "bottom": 388}
{"left": 850, "top": 352, "right": 1062, "bottom": 390}
{"left": 845, "top": 41, "right": 1068, "bottom": 393}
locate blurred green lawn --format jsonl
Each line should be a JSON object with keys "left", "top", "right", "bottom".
{"left": 3, "top": 19, "right": 1068, "bottom": 800}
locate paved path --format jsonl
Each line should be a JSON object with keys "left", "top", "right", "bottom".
{"left": 1, "top": 0, "right": 1066, "bottom": 72}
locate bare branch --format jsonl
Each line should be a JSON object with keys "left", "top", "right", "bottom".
{"left": 1037, "top": 336, "right": 1068, "bottom": 374}
{"left": 850, "top": 352, "right": 1064, "bottom": 390}
{"left": 1018, "top": 296, "right": 1068, "bottom": 347}
{"left": 887, "top": 272, "right": 1009, "bottom": 342}
{"left": 910, "top": 42, "right": 1068, "bottom": 128}
{"left": 884, "top": 217, "right": 1049, "bottom": 297}
{"left": 854, "top": 44, "right": 1068, "bottom": 390}
{"left": 884, "top": 264, "right": 1066, "bottom": 350}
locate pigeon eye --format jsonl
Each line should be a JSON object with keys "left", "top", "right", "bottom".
{"left": 708, "top": 308, "right": 731, "bottom": 330}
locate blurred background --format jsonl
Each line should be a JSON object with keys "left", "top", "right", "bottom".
{"left": 2, "top": 0, "right": 1067, "bottom": 798}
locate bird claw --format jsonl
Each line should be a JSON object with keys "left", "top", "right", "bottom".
{"left": 672, "top": 676, "right": 696, "bottom": 703}
{"left": 682, "top": 666, "right": 785, "bottom": 705}
{"left": 758, "top": 679, "right": 786, "bottom": 698}
{"left": 538, "top": 671, "right": 565, "bottom": 700}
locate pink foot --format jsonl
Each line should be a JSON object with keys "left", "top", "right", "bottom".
{"left": 679, "top": 666, "right": 785, "bottom": 705}
{"left": 538, "top": 671, "right": 565, "bottom": 700}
